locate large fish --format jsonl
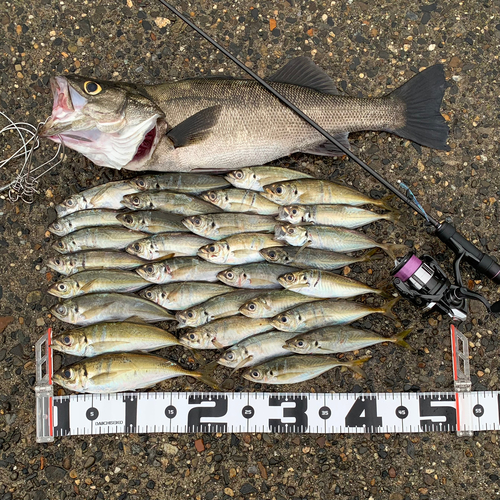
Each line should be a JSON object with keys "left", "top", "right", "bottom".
{"left": 40, "top": 59, "right": 448, "bottom": 172}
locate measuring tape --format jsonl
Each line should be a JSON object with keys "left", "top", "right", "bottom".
{"left": 36, "top": 326, "right": 495, "bottom": 442}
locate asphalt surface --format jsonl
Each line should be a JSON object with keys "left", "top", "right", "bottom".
{"left": 1, "top": 0, "right": 500, "bottom": 499}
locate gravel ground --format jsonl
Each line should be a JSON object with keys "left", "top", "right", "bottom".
{"left": 1, "top": 0, "right": 500, "bottom": 498}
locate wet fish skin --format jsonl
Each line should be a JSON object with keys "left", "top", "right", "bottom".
{"left": 271, "top": 298, "right": 399, "bottom": 332}
{"left": 53, "top": 352, "right": 218, "bottom": 393}
{"left": 51, "top": 322, "right": 181, "bottom": 357}
{"left": 260, "top": 246, "right": 378, "bottom": 271}
{"left": 176, "top": 289, "right": 263, "bottom": 328}
{"left": 179, "top": 316, "right": 273, "bottom": 349}
{"left": 48, "top": 270, "right": 151, "bottom": 298}
{"left": 218, "top": 263, "right": 299, "bottom": 289}
{"left": 117, "top": 211, "right": 188, "bottom": 234}
{"left": 50, "top": 292, "right": 175, "bottom": 326}
{"left": 140, "top": 282, "right": 232, "bottom": 310}
{"left": 53, "top": 227, "right": 148, "bottom": 254}
{"left": 182, "top": 213, "right": 277, "bottom": 240}
{"left": 225, "top": 166, "right": 313, "bottom": 192}
{"left": 242, "top": 355, "right": 369, "bottom": 384}
{"left": 218, "top": 330, "right": 298, "bottom": 369}
{"left": 126, "top": 173, "right": 230, "bottom": 193}
{"left": 239, "top": 289, "right": 322, "bottom": 318}
{"left": 126, "top": 232, "right": 211, "bottom": 260}
{"left": 121, "top": 190, "right": 220, "bottom": 215}
{"left": 284, "top": 326, "right": 411, "bottom": 354}
{"left": 49, "top": 209, "right": 124, "bottom": 236}
{"left": 277, "top": 204, "right": 398, "bottom": 228}
{"left": 201, "top": 189, "right": 280, "bottom": 215}
{"left": 46, "top": 251, "right": 146, "bottom": 276}
{"left": 136, "top": 257, "right": 230, "bottom": 284}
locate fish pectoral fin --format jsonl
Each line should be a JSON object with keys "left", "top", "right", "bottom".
{"left": 229, "top": 355, "right": 254, "bottom": 376}
{"left": 267, "top": 56, "right": 339, "bottom": 95}
{"left": 212, "top": 338, "right": 225, "bottom": 350}
{"left": 125, "top": 315, "right": 149, "bottom": 324}
{"left": 167, "top": 105, "right": 223, "bottom": 148}
{"left": 80, "top": 279, "right": 99, "bottom": 293}
{"left": 302, "top": 133, "right": 350, "bottom": 157}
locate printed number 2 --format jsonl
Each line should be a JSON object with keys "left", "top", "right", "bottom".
{"left": 345, "top": 397, "right": 382, "bottom": 428}
{"left": 187, "top": 395, "right": 228, "bottom": 432}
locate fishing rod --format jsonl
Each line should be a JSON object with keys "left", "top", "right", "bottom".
{"left": 156, "top": 1, "right": 500, "bottom": 319}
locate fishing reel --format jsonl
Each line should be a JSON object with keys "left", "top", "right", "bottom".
{"left": 391, "top": 248, "right": 500, "bottom": 322}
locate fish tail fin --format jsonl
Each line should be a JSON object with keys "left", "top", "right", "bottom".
{"left": 358, "top": 248, "right": 384, "bottom": 263}
{"left": 346, "top": 355, "right": 371, "bottom": 378}
{"left": 379, "top": 243, "right": 409, "bottom": 261}
{"left": 372, "top": 194, "right": 395, "bottom": 211}
{"left": 387, "top": 65, "right": 450, "bottom": 150}
{"left": 380, "top": 296, "right": 400, "bottom": 321}
{"left": 195, "top": 360, "right": 222, "bottom": 391}
{"left": 381, "top": 207, "right": 401, "bottom": 224}
{"left": 374, "top": 278, "right": 395, "bottom": 299}
{"left": 389, "top": 327, "right": 413, "bottom": 350}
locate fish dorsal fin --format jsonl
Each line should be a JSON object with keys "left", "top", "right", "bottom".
{"left": 167, "top": 105, "right": 223, "bottom": 148}
{"left": 267, "top": 57, "right": 339, "bottom": 95}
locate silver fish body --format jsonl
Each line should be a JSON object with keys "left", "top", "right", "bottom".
{"left": 126, "top": 232, "right": 211, "bottom": 260}
{"left": 126, "top": 173, "right": 229, "bottom": 193}
{"left": 225, "top": 166, "right": 313, "bottom": 192}
{"left": 50, "top": 292, "right": 175, "bottom": 326}
{"left": 201, "top": 189, "right": 280, "bottom": 215}
{"left": 51, "top": 322, "right": 181, "bottom": 357}
{"left": 176, "top": 289, "right": 263, "bottom": 328}
{"left": 53, "top": 227, "right": 148, "bottom": 254}
{"left": 48, "top": 270, "right": 151, "bottom": 298}
{"left": 218, "top": 263, "right": 299, "bottom": 289}
{"left": 136, "top": 257, "right": 230, "bottom": 284}
{"left": 46, "top": 251, "right": 146, "bottom": 276}
{"left": 140, "top": 282, "right": 232, "bottom": 310}
{"left": 117, "top": 211, "right": 188, "bottom": 234}
{"left": 49, "top": 209, "right": 123, "bottom": 236}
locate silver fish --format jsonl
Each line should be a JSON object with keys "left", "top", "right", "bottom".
{"left": 126, "top": 173, "right": 229, "bottom": 193}
{"left": 53, "top": 353, "right": 218, "bottom": 393}
{"left": 182, "top": 213, "right": 276, "bottom": 240}
{"left": 48, "top": 270, "right": 151, "bottom": 298}
{"left": 225, "top": 166, "right": 313, "bottom": 192}
{"left": 51, "top": 322, "right": 181, "bottom": 357}
{"left": 53, "top": 227, "right": 148, "bottom": 254}
{"left": 218, "top": 263, "right": 299, "bottom": 289}
{"left": 242, "top": 355, "right": 369, "bottom": 384}
{"left": 50, "top": 292, "right": 175, "bottom": 325}
{"left": 49, "top": 209, "right": 123, "bottom": 236}
{"left": 140, "top": 282, "right": 232, "bottom": 310}
{"left": 176, "top": 290, "right": 263, "bottom": 328}
{"left": 126, "top": 232, "right": 211, "bottom": 260}
{"left": 201, "top": 189, "right": 280, "bottom": 215}
{"left": 136, "top": 257, "right": 230, "bottom": 284}
{"left": 46, "top": 251, "right": 146, "bottom": 276}
{"left": 116, "top": 211, "right": 189, "bottom": 234}
{"left": 41, "top": 63, "right": 448, "bottom": 172}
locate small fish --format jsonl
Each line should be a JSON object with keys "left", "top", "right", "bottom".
{"left": 218, "top": 330, "right": 297, "bottom": 370}
{"left": 260, "top": 246, "right": 379, "bottom": 271}
{"left": 225, "top": 166, "right": 313, "bottom": 192}
{"left": 136, "top": 257, "right": 230, "bottom": 284}
{"left": 242, "top": 355, "right": 370, "bottom": 385}
{"left": 50, "top": 292, "right": 175, "bottom": 326}
{"left": 46, "top": 251, "right": 146, "bottom": 276}
{"left": 271, "top": 298, "right": 399, "bottom": 332}
{"left": 51, "top": 322, "right": 181, "bottom": 357}
{"left": 179, "top": 317, "right": 273, "bottom": 349}
{"left": 279, "top": 269, "right": 388, "bottom": 299}
{"left": 201, "top": 189, "right": 280, "bottom": 215}
{"left": 126, "top": 232, "right": 211, "bottom": 260}
{"left": 262, "top": 179, "right": 391, "bottom": 208}
{"left": 126, "top": 173, "right": 230, "bottom": 193}
{"left": 48, "top": 270, "right": 151, "bottom": 298}
{"left": 274, "top": 224, "right": 407, "bottom": 260}
{"left": 53, "top": 352, "right": 219, "bottom": 393}
{"left": 182, "top": 213, "right": 277, "bottom": 240}
{"left": 53, "top": 227, "right": 148, "bottom": 254}
{"left": 121, "top": 191, "right": 220, "bottom": 215}
{"left": 198, "top": 233, "right": 285, "bottom": 265}
{"left": 140, "top": 282, "right": 232, "bottom": 310}
{"left": 239, "top": 290, "right": 323, "bottom": 318}
{"left": 49, "top": 209, "right": 124, "bottom": 236}
{"left": 284, "top": 326, "right": 412, "bottom": 354}
{"left": 176, "top": 290, "right": 263, "bottom": 328}
{"left": 55, "top": 180, "right": 140, "bottom": 217}
{"left": 218, "top": 263, "right": 299, "bottom": 289}
{"left": 116, "top": 211, "right": 189, "bottom": 234}
{"left": 277, "top": 204, "right": 398, "bottom": 229}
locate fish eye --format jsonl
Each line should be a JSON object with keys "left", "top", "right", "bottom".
{"left": 132, "top": 196, "right": 140, "bottom": 205}
{"left": 137, "top": 180, "right": 146, "bottom": 188}
{"left": 52, "top": 223, "right": 61, "bottom": 230}
{"left": 280, "top": 316, "right": 288, "bottom": 323}
{"left": 276, "top": 187, "right": 283, "bottom": 194}
{"left": 57, "top": 305, "right": 66, "bottom": 314}
{"left": 57, "top": 241, "right": 64, "bottom": 248}
{"left": 291, "top": 209, "right": 298, "bottom": 215}
{"left": 62, "top": 369, "right": 73, "bottom": 379}
{"left": 209, "top": 246, "right": 216, "bottom": 252}
{"left": 187, "top": 312, "right": 193, "bottom": 318}
{"left": 285, "top": 274, "right": 294, "bottom": 282}
{"left": 189, "top": 333, "right": 196, "bottom": 340}
{"left": 297, "top": 340, "right": 304, "bottom": 347}
{"left": 251, "top": 370, "right": 260, "bottom": 378}
{"left": 58, "top": 284, "right": 67, "bottom": 291}
{"left": 193, "top": 217, "right": 201, "bottom": 225}
{"left": 84, "top": 81, "right": 102, "bottom": 95}
{"left": 208, "top": 192, "right": 217, "bottom": 201}
{"left": 63, "top": 336, "right": 72, "bottom": 345}
{"left": 287, "top": 227, "right": 296, "bottom": 234}
{"left": 234, "top": 171, "right": 243, "bottom": 179}
{"left": 134, "top": 243, "right": 141, "bottom": 251}
{"left": 226, "top": 272, "right": 234, "bottom": 279}
{"left": 124, "top": 215, "right": 134, "bottom": 224}
{"left": 66, "top": 199, "right": 74, "bottom": 206}
{"left": 146, "top": 265, "right": 154, "bottom": 273}
{"left": 248, "top": 303, "right": 256, "bottom": 311}
{"left": 226, "top": 352, "right": 234, "bottom": 360}
{"left": 146, "top": 291, "right": 153, "bottom": 298}
{"left": 268, "top": 251, "right": 276, "bottom": 258}
{"left": 54, "top": 258, "right": 61, "bottom": 265}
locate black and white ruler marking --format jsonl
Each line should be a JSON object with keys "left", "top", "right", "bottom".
{"left": 36, "top": 327, "right": 493, "bottom": 442}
